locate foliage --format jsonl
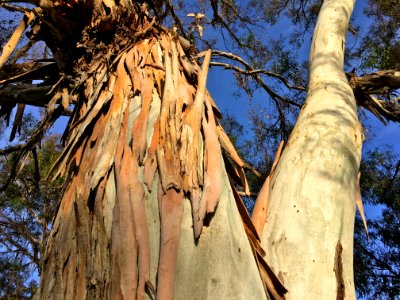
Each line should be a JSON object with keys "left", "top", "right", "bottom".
{"left": 350, "top": 0, "right": 400, "bottom": 71}
{"left": 354, "top": 148, "right": 400, "bottom": 299}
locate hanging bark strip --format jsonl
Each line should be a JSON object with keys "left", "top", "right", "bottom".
{"left": 125, "top": 43, "right": 155, "bottom": 164}
{"left": 157, "top": 40, "right": 182, "bottom": 192}
{"left": 252, "top": 141, "right": 284, "bottom": 236}
{"left": 202, "top": 94, "right": 222, "bottom": 215}
{"left": 217, "top": 125, "right": 250, "bottom": 196}
{"left": 355, "top": 172, "right": 369, "bottom": 238}
{"left": 230, "top": 180, "right": 287, "bottom": 299}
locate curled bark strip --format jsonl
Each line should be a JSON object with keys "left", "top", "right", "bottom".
{"left": 206, "top": 92, "right": 223, "bottom": 119}
{"left": 270, "top": 141, "right": 284, "bottom": 176}
{"left": 178, "top": 52, "right": 197, "bottom": 81}
{"left": 125, "top": 45, "right": 155, "bottom": 164}
{"left": 217, "top": 125, "right": 244, "bottom": 168}
{"left": 257, "top": 255, "right": 287, "bottom": 300}
{"left": 252, "top": 141, "right": 284, "bottom": 236}
{"left": 355, "top": 172, "right": 369, "bottom": 238}
{"left": 202, "top": 94, "right": 222, "bottom": 215}
{"left": 0, "top": 11, "right": 35, "bottom": 69}
{"left": 223, "top": 155, "right": 242, "bottom": 186}
{"left": 150, "top": 42, "right": 165, "bottom": 96}
{"left": 238, "top": 166, "right": 250, "bottom": 196}
{"left": 230, "top": 181, "right": 261, "bottom": 242}
{"left": 157, "top": 182, "right": 184, "bottom": 300}
{"left": 230, "top": 181, "right": 287, "bottom": 299}
{"left": 49, "top": 63, "right": 119, "bottom": 180}
{"left": 244, "top": 225, "right": 266, "bottom": 257}
{"left": 190, "top": 187, "right": 204, "bottom": 239}
{"left": 252, "top": 176, "right": 271, "bottom": 237}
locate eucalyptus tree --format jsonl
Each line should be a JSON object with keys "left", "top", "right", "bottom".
{"left": 0, "top": 0, "right": 399, "bottom": 299}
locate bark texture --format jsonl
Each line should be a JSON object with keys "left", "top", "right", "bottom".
{"left": 33, "top": 3, "right": 271, "bottom": 298}
{"left": 261, "top": 1, "right": 361, "bottom": 299}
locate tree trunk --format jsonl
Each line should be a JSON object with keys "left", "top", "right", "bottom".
{"left": 36, "top": 5, "right": 266, "bottom": 298}
{"left": 261, "top": 0, "right": 361, "bottom": 299}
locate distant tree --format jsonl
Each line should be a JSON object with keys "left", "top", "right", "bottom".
{"left": 354, "top": 148, "right": 400, "bottom": 299}
{"left": 0, "top": 132, "right": 63, "bottom": 297}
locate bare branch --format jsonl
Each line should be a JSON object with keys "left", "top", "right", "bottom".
{"left": 210, "top": 61, "right": 306, "bottom": 92}
{"left": 209, "top": 61, "right": 302, "bottom": 108}
{"left": 210, "top": 50, "right": 306, "bottom": 91}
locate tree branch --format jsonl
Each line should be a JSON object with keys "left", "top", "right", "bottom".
{"left": 0, "top": 84, "right": 53, "bottom": 107}
{"left": 348, "top": 70, "right": 400, "bottom": 123}
{"left": 0, "top": 11, "right": 36, "bottom": 69}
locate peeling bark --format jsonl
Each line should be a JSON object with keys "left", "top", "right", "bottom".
{"left": 37, "top": 8, "right": 275, "bottom": 298}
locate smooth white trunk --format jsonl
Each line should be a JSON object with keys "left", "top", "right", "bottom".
{"left": 262, "top": 1, "right": 361, "bottom": 299}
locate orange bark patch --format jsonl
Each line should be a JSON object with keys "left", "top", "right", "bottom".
{"left": 157, "top": 183, "right": 184, "bottom": 300}
{"left": 252, "top": 141, "right": 284, "bottom": 236}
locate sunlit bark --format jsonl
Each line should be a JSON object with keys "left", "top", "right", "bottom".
{"left": 261, "top": 1, "right": 361, "bottom": 299}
